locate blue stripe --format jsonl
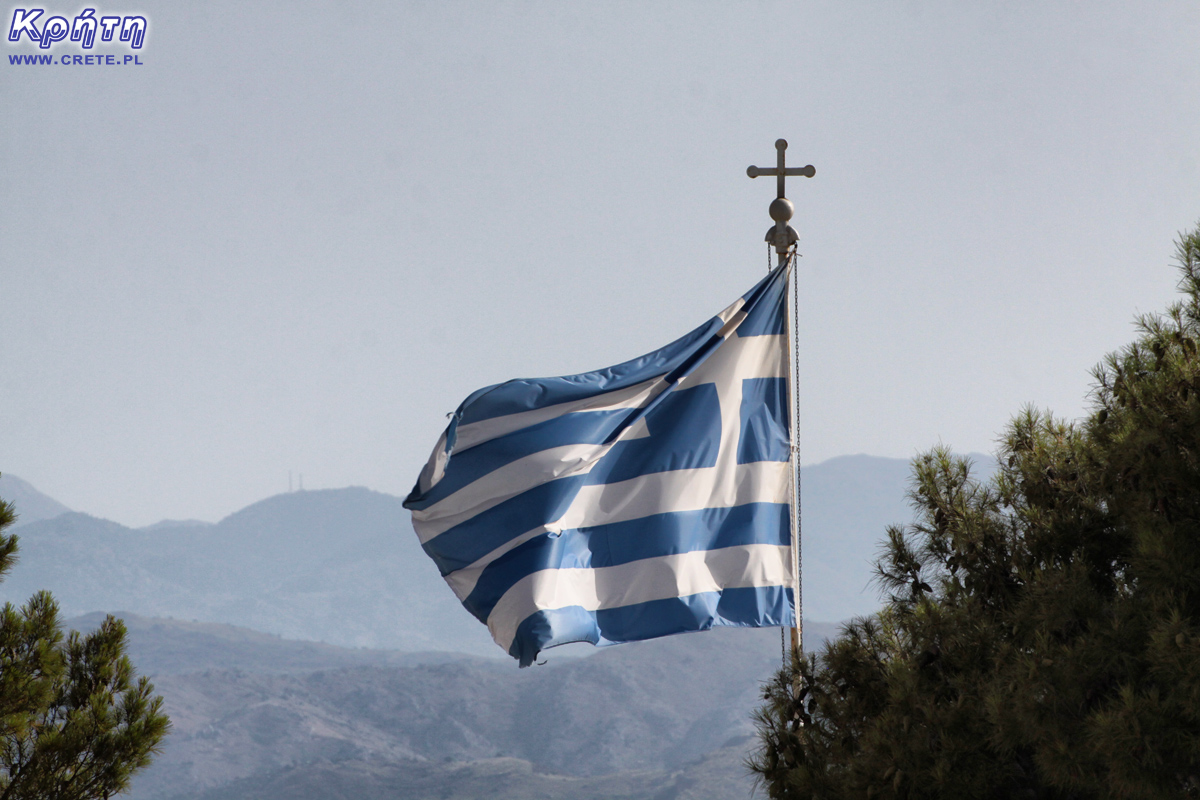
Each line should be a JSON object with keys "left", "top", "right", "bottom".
{"left": 404, "top": 266, "right": 791, "bottom": 510}
{"left": 413, "top": 267, "right": 792, "bottom": 576}
{"left": 454, "top": 321, "right": 720, "bottom": 427}
{"left": 404, "top": 408, "right": 636, "bottom": 512}
{"left": 418, "top": 381, "right": 726, "bottom": 571}
{"left": 508, "top": 585, "right": 795, "bottom": 666}
{"left": 737, "top": 377, "right": 790, "bottom": 465}
{"left": 736, "top": 264, "right": 789, "bottom": 336}
{"left": 452, "top": 266, "right": 789, "bottom": 427}
{"left": 583, "top": 383, "right": 722, "bottom": 485}
{"left": 462, "top": 503, "right": 791, "bottom": 622}
{"left": 421, "top": 474, "right": 589, "bottom": 575}
{"left": 410, "top": 381, "right": 725, "bottom": 513}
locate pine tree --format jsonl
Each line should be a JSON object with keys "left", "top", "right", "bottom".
{"left": 0, "top": 486, "right": 170, "bottom": 799}
{"left": 750, "top": 223, "right": 1200, "bottom": 799}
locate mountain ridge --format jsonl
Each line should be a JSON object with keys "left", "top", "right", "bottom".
{"left": 3, "top": 457, "right": 1002, "bottom": 799}
{"left": 2, "top": 453, "right": 997, "bottom": 653}
{"left": 58, "top": 614, "right": 838, "bottom": 800}
{"left": 0, "top": 473, "right": 72, "bottom": 528}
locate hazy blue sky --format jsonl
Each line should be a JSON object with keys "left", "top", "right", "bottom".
{"left": 3, "top": 1, "right": 1198, "bottom": 527}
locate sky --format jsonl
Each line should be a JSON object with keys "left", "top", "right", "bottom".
{"left": 2, "top": 1, "right": 1198, "bottom": 527}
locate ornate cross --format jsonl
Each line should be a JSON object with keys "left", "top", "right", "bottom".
{"left": 748, "top": 139, "right": 815, "bottom": 265}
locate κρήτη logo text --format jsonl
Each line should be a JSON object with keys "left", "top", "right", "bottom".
{"left": 8, "top": 8, "right": 147, "bottom": 49}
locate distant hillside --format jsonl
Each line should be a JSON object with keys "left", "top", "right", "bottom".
{"left": 0, "top": 473, "right": 71, "bottom": 528}
{"left": 65, "top": 615, "right": 839, "bottom": 800}
{"left": 188, "top": 753, "right": 753, "bottom": 800}
{"left": 6, "top": 488, "right": 499, "bottom": 655}
{"left": 187, "top": 749, "right": 754, "bottom": 800}
{"left": 800, "top": 452, "right": 995, "bottom": 619}
{"left": 3, "top": 454, "right": 997, "bottom": 653}
{"left": 7, "top": 453, "right": 1003, "bottom": 800}
{"left": 66, "top": 612, "right": 478, "bottom": 674}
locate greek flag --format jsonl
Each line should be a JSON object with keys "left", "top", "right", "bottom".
{"left": 404, "top": 265, "right": 797, "bottom": 665}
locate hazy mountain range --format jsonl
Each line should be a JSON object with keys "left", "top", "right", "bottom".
{"left": 0, "top": 473, "right": 71, "bottom": 529}
{"left": 1, "top": 480, "right": 495, "bottom": 654}
{"left": 0, "top": 455, "right": 995, "bottom": 799}
{"left": 66, "top": 612, "right": 840, "bottom": 800}
{"left": 0, "top": 454, "right": 996, "bottom": 652}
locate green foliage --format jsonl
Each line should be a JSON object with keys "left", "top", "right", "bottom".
{"left": 751, "top": 224, "right": 1200, "bottom": 799}
{"left": 0, "top": 484, "right": 170, "bottom": 800}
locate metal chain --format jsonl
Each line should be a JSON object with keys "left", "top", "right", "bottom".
{"left": 781, "top": 619, "right": 787, "bottom": 665}
{"left": 792, "top": 245, "right": 803, "bottom": 656}
{"left": 773, "top": 242, "right": 804, "bottom": 667}
{"left": 779, "top": 243, "right": 793, "bottom": 671}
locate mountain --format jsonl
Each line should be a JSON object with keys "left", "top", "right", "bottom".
{"left": 799, "top": 452, "right": 995, "bottom": 619}
{"left": 3, "top": 488, "right": 499, "bottom": 655}
{"left": 66, "top": 611, "right": 474, "bottom": 674}
{"left": 0, "top": 473, "right": 71, "bottom": 528}
{"left": 186, "top": 752, "right": 754, "bottom": 800}
{"left": 63, "top": 614, "right": 840, "bottom": 800}
{"left": 5, "top": 457, "right": 1000, "bottom": 799}
{"left": 1, "top": 453, "right": 997, "bottom": 653}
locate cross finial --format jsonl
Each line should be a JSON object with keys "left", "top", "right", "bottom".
{"left": 747, "top": 139, "right": 815, "bottom": 265}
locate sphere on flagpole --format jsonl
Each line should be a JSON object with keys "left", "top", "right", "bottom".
{"left": 769, "top": 197, "right": 794, "bottom": 223}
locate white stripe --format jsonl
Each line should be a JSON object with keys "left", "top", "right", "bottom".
{"left": 487, "top": 542, "right": 794, "bottom": 652}
{"left": 418, "top": 302, "right": 783, "bottom": 543}
{"left": 440, "top": 459, "right": 790, "bottom": 599}
{"left": 412, "top": 331, "right": 782, "bottom": 544}
{"left": 419, "top": 332, "right": 786, "bottom": 542}
{"left": 413, "top": 391, "right": 677, "bottom": 543}
{"left": 446, "top": 296, "right": 748, "bottom": 458}
{"left": 416, "top": 429, "right": 451, "bottom": 495}
{"left": 412, "top": 442, "right": 610, "bottom": 543}
{"left": 716, "top": 296, "right": 747, "bottom": 325}
{"left": 452, "top": 376, "right": 664, "bottom": 454}
{"left": 441, "top": 523, "right": 551, "bottom": 601}
{"left": 413, "top": 380, "right": 671, "bottom": 539}
{"left": 433, "top": 325, "right": 789, "bottom": 594}
{"left": 557, "top": 460, "right": 791, "bottom": 530}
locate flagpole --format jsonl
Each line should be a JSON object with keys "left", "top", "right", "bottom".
{"left": 789, "top": 256, "right": 802, "bottom": 659}
{"left": 747, "top": 140, "right": 814, "bottom": 661}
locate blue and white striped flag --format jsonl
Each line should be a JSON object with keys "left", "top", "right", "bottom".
{"left": 404, "top": 264, "right": 797, "bottom": 665}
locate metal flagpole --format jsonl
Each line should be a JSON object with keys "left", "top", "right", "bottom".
{"left": 747, "top": 140, "right": 814, "bottom": 661}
